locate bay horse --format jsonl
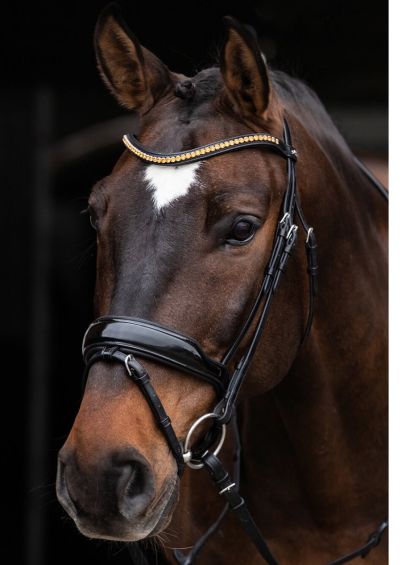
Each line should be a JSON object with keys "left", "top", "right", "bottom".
{"left": 56, "top": 6, "right": 388, "bottom": 564}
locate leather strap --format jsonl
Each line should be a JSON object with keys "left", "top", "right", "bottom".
{"left": 202, "top": 451, "right": 279, "bottom": 565}
{"left": 84, "top": 347, "right": 185, "bottom": 474}
{"left": 327, "top": 520, "right": 388, "bottom": 565}
{"left": 216, "top": 214, "right": 299, "bottom": 425}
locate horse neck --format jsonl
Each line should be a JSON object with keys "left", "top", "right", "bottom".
{"left": 240, "top": 144, "right": 388, "bottom": 532}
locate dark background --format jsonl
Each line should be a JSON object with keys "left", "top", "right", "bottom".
{"left": 1, "top": 1, "right": 387, "bottom": 564}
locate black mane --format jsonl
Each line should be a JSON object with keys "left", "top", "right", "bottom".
{"left": 271, "top": 70, "right": 352, "bottom": 158}
{"left": 270, "top": 70, "right": 370, "bottom": 192}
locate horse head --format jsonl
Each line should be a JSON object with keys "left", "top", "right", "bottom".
{"left": 56, "top": 7, "right": 388, "bottom": 560}
{"left": 56, "top": 6, "right": 311, "bottom": 542}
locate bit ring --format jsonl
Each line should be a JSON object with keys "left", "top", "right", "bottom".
{"left": 183, "top": 413, "right": 226, "bottom": 470}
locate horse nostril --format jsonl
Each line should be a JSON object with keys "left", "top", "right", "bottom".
{"left": 116, "top": 461, "right": 143, "bottom": 499}
{"left": 56, "top": 447, "right": 155, "bottom": 527}
{"left": 112, "top": 450, "right": 155, "bottom": 520}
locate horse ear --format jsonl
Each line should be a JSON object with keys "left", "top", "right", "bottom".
{"left": 94, "top": 4, "right": 173, "bottom": 112}
{"left": 220, "top": 16, "right": 271, "bottom": 118}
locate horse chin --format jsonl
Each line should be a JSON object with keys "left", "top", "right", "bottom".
{"left": 75, "top": 477, "right": 179, "bottom": 543}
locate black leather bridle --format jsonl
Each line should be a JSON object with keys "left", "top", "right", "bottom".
{"left": 81, "top": 119, "right": 387, "bottom": 564}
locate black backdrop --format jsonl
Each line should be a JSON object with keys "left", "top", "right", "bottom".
{"left": 0, "top": 2, "right": 387, "bottom": 564}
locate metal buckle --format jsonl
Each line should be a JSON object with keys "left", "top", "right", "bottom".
{"left": 219, "top": 482, "right": 236, "bottom": 495}
{"left": 182, "top": 413, "right": 227, "bottom": 470}
{"left": 124, "top": 354, "right": 134, "bottom": 377}
{"left": 279, "top": 212, "right": 290, "bottom": 225}
{"left": 287, "top": 224, "right": 298, "bottom": 241}
{"left": 306, "top": 226, "right": 314, "bottom": 244}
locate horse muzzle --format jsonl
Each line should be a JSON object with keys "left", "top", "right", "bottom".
{"left": 56, "top": 444, "right": 178, "bottom": 541}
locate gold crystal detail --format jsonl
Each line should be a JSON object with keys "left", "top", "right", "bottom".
{"left": 123, "top": 132, "right": 286, "bottom": 165}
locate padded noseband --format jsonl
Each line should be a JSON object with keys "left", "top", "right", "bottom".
{"left": 83, "top": 316, "right": 228, "bottom": 395}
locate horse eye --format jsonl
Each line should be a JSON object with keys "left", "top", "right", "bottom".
{"left": 227, "top": 218, "right": 257, "bottom": 245}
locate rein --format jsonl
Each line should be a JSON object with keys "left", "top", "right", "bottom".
{"left": 81, "top": 118, "right": 387, "bottom": 564}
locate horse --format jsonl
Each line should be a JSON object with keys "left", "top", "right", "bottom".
{"left": 56, "top": 6, "right": 388, "bottom": 564}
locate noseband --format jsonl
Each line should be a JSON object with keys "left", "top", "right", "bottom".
{"left": 81, "top": 118, "right": 387, "bottom": 564}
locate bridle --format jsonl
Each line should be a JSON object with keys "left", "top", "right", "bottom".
{"left": 81, "top": 118, "right": 387, "bottom": 564}
{"left": 83, "top": 120, "right": 314, "bottom": 468}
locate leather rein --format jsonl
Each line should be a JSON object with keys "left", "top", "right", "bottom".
{"left": 82, "top": 118, "right": 388, "bottom": 564}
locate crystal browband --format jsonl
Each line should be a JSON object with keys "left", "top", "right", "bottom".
{"left": 122, "top": 132, "right": 297, "bottom": 166}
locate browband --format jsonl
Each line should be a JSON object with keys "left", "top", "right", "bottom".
{"left": 122, "top": 132, "right": 297, "bottom": 165}
{"left": 83, "top": 316, "right": 227, "bottom": 395}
